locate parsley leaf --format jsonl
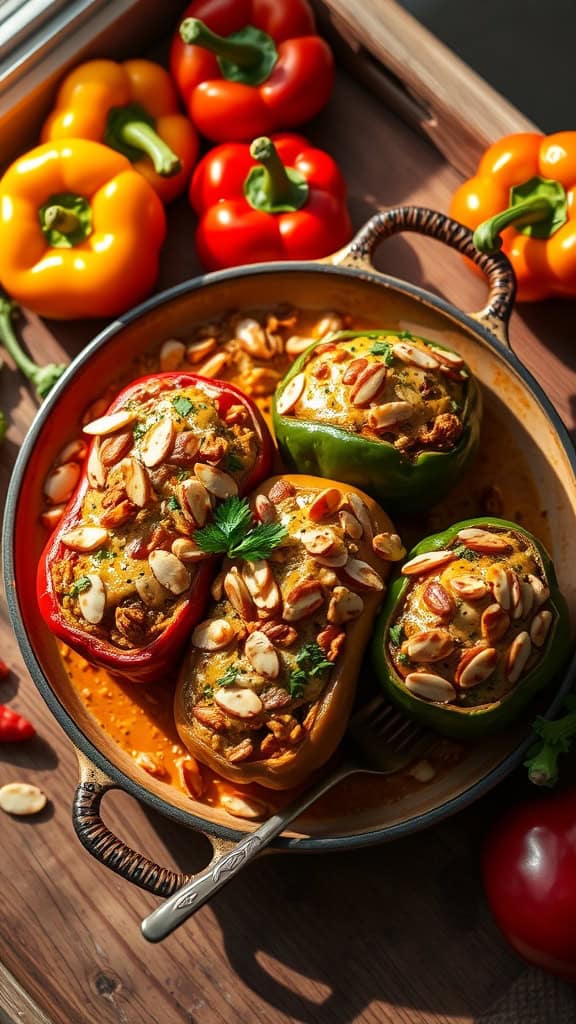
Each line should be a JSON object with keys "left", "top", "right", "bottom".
{"left": 289, "top": 643, "right": 333, "bottom": 698}
{"left": 389, "top": 623, "right": 405, "bottom": 647}
{"left": 218, "top": 664, "right": 239, "bottom": 688}
{"left": 133, "top": 422, "right": 146, "bottom": 441}
{"left": 224, "top": 452, "right": 244, "bottom": 472}
{"left": 172, "top": 395, "right": 194, "bottom": 417}
{"left": 69, "top": 576, "right": 92, "bottom": 598}
{"left": 452, "top": 544, "right": 480, "bottom": 562}
{"left": 370, "top": 341, "right": 395, "bottom": 365}
{"left": 168, "top": 496, "right": 181, "bottom": 511}
{"left": 93, "top": 548, "right": 114, "bottom": 562}
{"left": 194, "top": 496, "right": 287, "bottom": 561}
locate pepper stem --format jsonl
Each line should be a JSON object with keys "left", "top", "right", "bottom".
{"left": 524, "top": 699, "right": 576, "bottom": 787}
{"left": 474, "top": 176, "right": 568, "bottom": 253}
{"left": 107, "top": 105, "right": 181, "bottom": 177}
{"left": 179, "top": 19, "right": 278, "bottom": 87}
{"left": 0, "top": 298, "right": 67, "bottom": 401}
{"left": 244, "top": 137, "right": 309, "bottom": 214}
{"left": 43, "top": 205, "right": 81, "bottom": 235}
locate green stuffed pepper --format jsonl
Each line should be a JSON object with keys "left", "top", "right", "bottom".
{"left": 272, "top": 329, "right": 481, "bottom": 511}
{"left": 372, "top": 517, "right": 571, "bottom": 738}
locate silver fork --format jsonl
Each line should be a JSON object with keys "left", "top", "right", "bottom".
{"left": 141, "top": 696, "right": 431, "bottom": 942}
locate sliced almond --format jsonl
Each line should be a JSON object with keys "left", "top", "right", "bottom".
{"left": 372, "top": 532, "right": 406, "bottom": 561}
{"left": 82, "top": 409, "right": 137, "bottom": 436}
{"left": 0, "top": 783, "right": 47, "bottom": 816}
{"left": 486, "top": 564, "right": 515, "bottom": 611}
{"left": 170, "top": 431, "right": 201, "bottom": 466}
{"left": 283, "top": 580, "right": 324, "bottom": 621}
{"left": 300, "top": 527, "right": 339, "bottom": 557}
{"left": 393, "top": 341, "right": 439, "bottom": 369}
{"left": 456, "top": 527, "right": 512, "bottom": 554}
{"left": 510, "top": 573, "right": 524, "bottom": 620}
{"left": 285, "top": 334, "right": 315, "bottom": 357}
{"left": 402, "top": 550, "right": 455, "bottom": 576}
{"left": 481, "top": 603, "right": 511, "bottom": 644}
{"left": 78, "top": 573, "right": 106, "bottom": 624}
{"left": 148, "top": 550, "right": 190, "bottom": 595}
{"left": 214, "top": 686, "right": 263, "bottom": 720}
{"left": 422, "top": 581, "right": 455, "bottom": 620}
{"left": 87, "top": 439, "right": 106, "bottom": 489}
{"left": 405, "top": 672, "right": 456, "bottom": 703}
{"left": 194, "top": 463, "right": 238, "bottom": 499}
{"left": 307, "top": 488, "right": 341, "bottom": 522}
{"left": 44, "top": 462, "right": 81, "bottom": 505}
{"left": 456, "top": 645, "right": 498, "bottom": 688}
{"left": 276, "top": 373, "right": 306, "bottom": 416}
{"left": 196, "top": 351, "right": 229, "bottom": 378}
{"left": 314, "top": 542, "right": 348, "bottom": 568}
{"left": 56, "top": 439, "right": 88, "bottom": 464}
{"left": 191, "top": 619, "right": 235, "bottom": 651}
{"left": 268, "top": 479, "right": 296, "bottom": 504}
{"left": 449, "top": 575, "right": 489, "bottom": 601}
{"left": 171, "top": 537, "right": 210, "bottom": 562}
{"left": 341, "top": 558, "right": 384, "bottom": 591}
{"left": 338, "top": 509, "right": 363, "bottom": 540}
{"left": 135, "top": 575, "right": 169, "bottom": 608}
{"left": 134, "top": 752, "right": 168, "bottom": 779}
{"left": 241, "top": 560, "right": 281, "bottom": 613}
{"left": 342, "top": 357, "right": 368, "bottom": 385}
{"left": 100, "top": 430, "right": 134, "bottom": 467}
{"left": 224, "top": 567, "right": 257, "bottom": 620}
{"left": 140, "top": 417, "right": 175, "bottom": 467}
{"left": 429, "top": 345, "right": 464, "bottom": 368}
{"left": 506, "top": 631, "right": 532, "bottom": 684}
{"left": 235, "top": 317, "right": 273, "bottom": 360}
{"left": 245, "top": 631, "right": 280, "bottom": 679}
{"left": 317, "top": 624, "right": 345, "bottom": 662}
{"left": 159, "top": 339, "right": 185, "bottom": 371}
{"left": 406, "top": 629, "right": 454, "bottom": 662}
{"left": 193, "top": 704, "right": 227, "bottom": 732}
{"left": 350, "top": 363, "right": 387, "bottom": 407}
{"left": 312, "top": 312, "right": 343, "bottom": 338}
{"left": 344, "top": 493, "right": 373, "bottom": 542}
{"left": 61, "top": 526, "right": 109, "bottom": 552}
{"left": 122, "top": 457, "right": 151, "bottom": 507}
{"left": 179, "top": 478, "right": 211, "bottom": 527}
{"left": 40, "top": 505, "right": 65, "bottom": 530}
{"left": 254, "top": 493, "right": 276, "bottom": 524}
{"left": 175, "top": 755, "right": 204, "bottom": 799}
{"left": 367, "top": 401, "right": 413, "bottom": 432}
{"left": 530, "top": 609, "right": 553, "bottom": 648}
{"left": 520, "top": 580, "right": 535, "bottom": 619}
{"left": 187, "top": 337, "right": 217, "bottom": 364}
{"left": 527, "top": 573, "right": 550, "bottom": 609}
{"left": 327, "top": 586, "right": 365, "bottom": 624}
{"left": 219, "top": 792, "right": 268, "bottom": 820}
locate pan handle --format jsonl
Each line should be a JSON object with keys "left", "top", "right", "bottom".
{"left": 72, "top": 752, "right": 235, "bottom": 898}
{"left": 331, "top": 207, "right": 516, "bottom": 348}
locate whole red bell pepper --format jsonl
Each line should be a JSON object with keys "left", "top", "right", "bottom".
{"left": 170, "top": 0, "right": 334, "bottom": 142}
{"left": 190, "top": 133, "right": 352, "bottom": 270}
{"left": 0, "top": 705, "right": 36, "bottom": 742}
{"left": 37, "top": 372, "right": 274, "bottom": 683}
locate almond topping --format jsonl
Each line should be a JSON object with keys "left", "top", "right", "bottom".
{"left": 316, "top": 625, "right": 345, "bottom": 662}
{"left": 527, "top": 573, "right": 550, "bottom": 609}
{"left": 192, "top": 618, "right": 235, "bottom": 651}
{"left": 82, "top": 409, "right": 137, "bottom": 436}
{"left": 393, "top": 341, "right": 439, "bottom": 369}
{"left": 193, "top": 705, "right": 227, "bottom": 732}
{"left": 327, "top": 586, "right": 364, "bottom": 624}
{"left": 342, "top": 558, "right": 384, "bottom": 591}
{"left": 422, "top": 581, "right": 455, "bottom": 620}
{"left": 429, "top": 345, "right": 464, "bottom": 368}
{"left": 242, "top": 561, "right": 281, "bottom": 613}
{"left": 300, "top": 527, "right": 339, "bottom": 557}
{"left": 367, "top": 401, "right": 413, "bottom": 432}
{"left": 530, "top": 610, "right": 553, "bottom": 648}
{"left": 342, "top": 357, "right": 369, "bottom": 385}
{"left": 254, "top": 493, "right": 276, "bottom": 523}
{"left": 44, "top": 462, "right": 81, "bottom": 505}
{"left": 194, "top": 463, "right": 238, "bottom": 499}
{"left": 276, "top": 373, "right": 306, "bottom": 415}
{"left": 307, "top": 488, "right": 341, "bottom": 522}
{"left": 135, "top": 575, "right": 169, "bottom": 608}
{"left": 283, "top": 580, "right": 324, "bottom": 621}
{"left": 406, "top": 629, "right": 454, "bottom": 662}
{"left": 268, "top": 479, "right": 296, "bottom": 504}
{"left": 187, "top": 337, "right": 217, "bottom": 364}
{"left": 179, "top": 478, "right": 211, "bottom": 527}
{"left": 100, "top": 430, "right": 133, "bottom": 467}
{"left": 456, "top": 527, "right": 512, "bottom": 554}
{"left": 224, "top": 567, "right": 257, "bottom": 620}
{"left": 78, "top": 573, "right": 106, "bottom": 625}
{"left": 486, "top": 564, "right": 515, "bottom": 611}
{"left": 481, "top": 604, "right": 511, "bottom": 644}
{"left": 171, "top": 538, "right": 210, "bottom": 562}
{"left": 100, "top": 499, "right": 138, "bottom": 528}
{"left": 148, "top": 550, "right": 190, "bottom": 595}
{"left": 214, "top": 687, "right": 263, "bottom": 720}
{"left": 456, "top": 645, "right": 498, "bottom": 688}
{"left": 338, "top": 509, "right": 363, "bottom": 540}
{"left": 159, "top": 339, "right": 185, "bottom": 371}
{"left": 285, "top": 334, "right": 315, "bottom": 357}
{"left": 344, "top": 492, "right": 373, "bottom": 542}
{"left": 372, "top": 532, "right": 406, "bottom": 561}
{"left": 402, "top": 550, "right": 455, "bottom": 576}
{"left": 123, "top": 457, "right": 151, "bottom": 507}
{"left": 245, "top": 631, "right": 280, "bottom": 679}
{"left": 61, "top": 526, "right": 109, "bottom": 552}
{"left": 405, "top": 672, "right": 456, "bottom": 703}
{"left": 235, "top": 317, "right": 274, "bottom": 360}
{"left": 86, "top": 439, "right": 106, "bottom": 489}
{"left": 140, "top": 416, "right": 175, "bottom": 467}
{"left": 350, "top": 363, "right": 387, "bottom": 407}
{"left": 520, "top": 580, "right": 535, "bottom": 619}
{"left": 449, "top": 575, "right": 489, "bottom": 601}
{"left": 506, "top": 631, "right": 532, "bottom": 683}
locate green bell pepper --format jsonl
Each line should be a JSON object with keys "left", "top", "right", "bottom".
{"left": 272, "top": 329, "right": 481, "bottom": 512}
{"left": 371, "top": 517, "right": 572, "bottom": 738}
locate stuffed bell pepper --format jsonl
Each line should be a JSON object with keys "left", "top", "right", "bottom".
{"left": 273, "top": 329, "right": 481, "bottom": 510}
{"left": 175, "top": 475, "right": 402, "bottom": 788}
{"left": 372, "top": 518, "right": 571, "bottom": 738}
{"left": 37, "top": 372, "right": 274, "bottom": 682}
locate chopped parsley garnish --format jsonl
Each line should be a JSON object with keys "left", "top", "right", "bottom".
{"left": 370, "top": 341, "right": 395, "bottom": 365}
{"left": 176, "top": 467, "right": 189, "bottom": 481}
{"left": 397, "top": 652, "right": 410, "bottom": 665}
{"left": 133, "top": 422, "right": 147, "bottom": 441}
{"left": 202, "top": 685, "right": 214, "bottom": 699}
{"left": 195, "top": 496, "right": 287, "bottom": 561}
{"left": 224, "top": 452, "right": 244, "bottom": 472}
{"left": 452, "top": 544, "right": 480, "bottom": 562}
{"left": 218, "top": 664, "right": 239, "bottom": 688}
{"left": 389, "top": 623, "right": 406, "bottom": 647}
{"left": 172, "top": 395, "right": 195, "bottom": 417}
{"left": 168, "top": 496, "right": 181, "bottom": 511}
{"left": 68, "top": 576, "right": 92, "bottom": 598}
{"left": 288, "top": 642, "right": 333, "bottom": 698}
{"left": 450, "top": 399, "right": 460, "bottom": 414}
{"left": 93, "top": 548, "right": 114, "bottom": 561}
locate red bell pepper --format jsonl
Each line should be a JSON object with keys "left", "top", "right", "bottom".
{"left": 0, "top": 706, "right": 36, "bottom": 742}
{"left": 37, "top": 372, "right": 274, "bottom": 683}
{"left": 190, "top": 133, "right": 352, "bottom": 270}
{"left": 170, "top": 0, "right": 334, "bottom": 142}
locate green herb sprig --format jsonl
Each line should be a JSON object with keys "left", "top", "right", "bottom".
{"left": 195, "top": 496, "right": 287, "bottom": 561}
{"left": 68, "top": 576, "right": 92, "bottom": 599}
{"left": 289, "top": 642, "right": 333, "bottom": 698}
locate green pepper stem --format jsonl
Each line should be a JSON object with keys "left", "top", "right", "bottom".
{"left": 0, "top": 298, "right": 67, "bottom": 401}
{"left": 524, "top": 709, "right": 576, "bottom": 786}
{"left": 474, "top": 196, "right": 559, "bottom": 253}
{"left": 249, "top": 137, "right": 305, "bottom": 208}
{"left": 180, "top": 17, "right": 261, "bottom": 68}
{"left": 43, "top": 205, "right": 81, "bottom": 235}
{"left": 116, "top": 118, "right": 181, "bottom": 177}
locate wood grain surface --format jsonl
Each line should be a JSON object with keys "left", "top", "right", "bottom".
{"left": 1, "top": 21, "right": 576, "bottom": 1024}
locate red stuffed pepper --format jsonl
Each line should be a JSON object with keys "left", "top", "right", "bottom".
{"left": 170, "top": 0, "right": 334, "bottom": 142}
{"left": 190, "top": 133, "right": 352, "bottom": 269}
{"left": 37, "top": 373, "right": 274, "bottom": 682}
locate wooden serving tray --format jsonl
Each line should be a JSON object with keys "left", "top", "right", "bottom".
{"left": 1, "top": 4, "right": 575, "bottom": 1022}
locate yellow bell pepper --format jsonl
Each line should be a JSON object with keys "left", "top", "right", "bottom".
{"left": 0, "top": 138, "right": 166, "bottom": 320}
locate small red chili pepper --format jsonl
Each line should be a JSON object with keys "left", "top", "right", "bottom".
{"left": 0, "top": 706, "right": 36, "bottom": 742}
{"left": 170, "top": 0, "right": 334, "bottom": 142}
{"left": 190, "top": 133, "right": 352, "bottom": 270}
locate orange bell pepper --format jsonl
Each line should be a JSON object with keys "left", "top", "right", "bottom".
{"left": 0, "top": 138, "right": 167, "bottom": 320}
{"left": 41, "top": 59, "right": 199, "bottom": 203}
{"left": 451, "top": 132, "right": 576, "bottom": 302}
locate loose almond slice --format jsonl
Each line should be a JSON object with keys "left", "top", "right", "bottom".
{"left": 402, "top": 550, "right": 455, "bottom": 576}
{"left": 194, "top": 463, "right": 238, "bottom": 499}
{"left": 530, "top": 610, "right": 553, "bottom": 648}
{"left": 285, "top": 335, "right": 315, "bottom": 357}
{"left": 192, "top": 618, "right": 235, "bottom": 650}
{"left": 307, "top": 488, "right": 341, "bottom": 522}
{"left": 219, "top": 792, "right": 268, "bottom": 820}
{"left": 276, "top": 373, "right": 306, "bottom": 415}
{"left": 44, "top": 461, "right": 81, "bottom": 505}
{"left": 214, "top": 686, "right": 263, "bottom": 720}
{"left": 456, "top": 527, "right": 512, "bottom": 554}
{"left": 149, "top": 550, "right": 190, "bottom": 595}
{"left": 393, "top": 341, "right": 439, "bottom": 369}
{"left": 405, "top": 672, "right": 456, "bottom": 703}
{"left": 449, "top": 575, "right": 489, "bottom": 601}
{"left": 180, "top": 478, "right": 211, "bottom": 527}
{"left": 78, "top": 573, "right": 106, "bottom": 624}
{"left": 82, "top": 409, "right": 137, "bottom": 436}
{"left": 41, "top": 505, "right": 65, "bottom": 530}
{"left": 56, "top": 439, "right": 88, "bottom": 464}
{"left": 160, "top": 339, "right": 185, "bottom": 371}
{"left": 342, "top": 558, "right": 384, "bottom": 591}
{"left": 456, "top": 645, "right": 498, "bottom": 688}
{"left": 245, "top": 630, "right": 280, "bottom": 679}
{"left": 367, "top": 402, "right": 413, "bottom": 432}
{"left": 372, "top": 532, "right": 406, "bottom": 561}
{"left": 283, "top": 580, "right": 325, "bottom": 621}
{"left": 123, "top": 457, "right": 151, "bottom": 507}
{"left": 187, "top": 337, "right": 217, "bottom": 364}
{"left": 61, "top": 526, "right": 109, "bottom": 552}
{"left": 0, "top": 782, "right": 47, "bottom": 816}
{"left": 506, "top": 631, "right": 532, "bottom": 683}
{"left": 140, "top": 417, "right": 175, "bottom": 467}
{"left": 196, "top": 351, "right": 229, "bottom": 378}
{"left": 406, "top": 629, "right": 454, "bottom": 662}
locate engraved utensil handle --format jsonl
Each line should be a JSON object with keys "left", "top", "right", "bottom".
{"left": 141, "top": 765, "right": 349, "bottom": 943}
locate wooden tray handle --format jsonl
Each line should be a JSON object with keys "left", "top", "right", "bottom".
{"left": 72, "top": 752, "right": 233, "bottom": 897}
{"left": 332, "top": 206, "right": 516, "bottom": 347}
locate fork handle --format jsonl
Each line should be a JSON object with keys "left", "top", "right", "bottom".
{"left": 141, "top": 764, "right": 349, "bottom": 942}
